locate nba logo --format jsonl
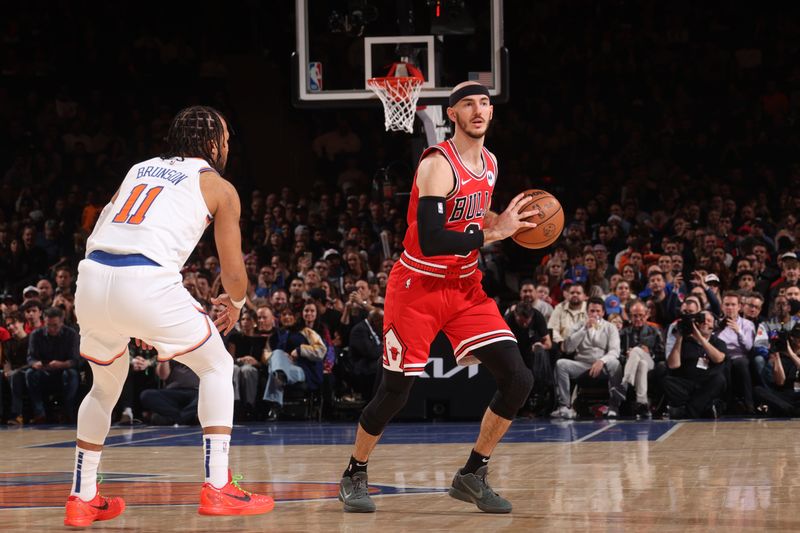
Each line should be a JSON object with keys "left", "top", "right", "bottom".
{"left": 308, "top": 62, "right": 323, "bottom": 92}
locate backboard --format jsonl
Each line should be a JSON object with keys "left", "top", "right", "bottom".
{"left": 293, "top": 0, "right": 507, "bottom": 108}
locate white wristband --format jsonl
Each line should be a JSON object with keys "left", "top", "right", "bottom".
{"left": 231, "top": 295, "right": 246, "bottom": 310}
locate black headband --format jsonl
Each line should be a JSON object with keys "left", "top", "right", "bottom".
{"left": 448, "top": 84, "right": 490, "bottom": 107}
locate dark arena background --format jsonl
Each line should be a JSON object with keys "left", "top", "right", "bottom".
{"left": 2, "top": 1, "right": 800, "bottom": 531}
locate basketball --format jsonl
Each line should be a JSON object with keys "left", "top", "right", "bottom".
{"left": 511, "top": 189, "right": 564, "bottom": 249}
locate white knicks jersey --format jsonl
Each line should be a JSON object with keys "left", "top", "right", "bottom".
{"left": 86, "top": 156, "right": 214, "bottom": 272}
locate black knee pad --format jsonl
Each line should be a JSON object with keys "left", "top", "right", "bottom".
{"left": 472, "top": 340, "right": 533, "bottom": 420}
{"left": 359, "top": 369, "right": 416, "bottom": 436}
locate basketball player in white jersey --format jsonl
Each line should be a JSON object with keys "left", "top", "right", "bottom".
{"left": 63, "top": 106, "right": 274, "bottom": 527}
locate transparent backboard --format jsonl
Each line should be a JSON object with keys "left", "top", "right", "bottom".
{"left": 293, "top": 0, "right": 507, "bottom": 107}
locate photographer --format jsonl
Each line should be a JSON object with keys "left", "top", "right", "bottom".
{"left": 665, "top": 296, "right": 703, "bottom": 356}
{"left": 717, "top": 291, "right": 756, "bottom": 413}
{"left": 753, "top": 323, "right": 800, "bottom": 416}
{"left": 663, "top": 311, "right": 727, "bottom": 418}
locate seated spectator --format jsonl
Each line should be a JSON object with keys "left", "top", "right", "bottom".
{"left": 613, "top": 280, "right": 635, "bottom": 311}
{"left": 262, "top": 308, "right": 325, "bottom": 419}
{"left": 768, "top": 257, "right": 800, "bottom": 303}
{"left": 227, "top": 307, "right": 267, "bottom": 416}
{"left": 704, "top": 273, "right": 722, "bottom": 303}
{"left": 754, "top": 323, "right": 800, "bottom": 416}
{"left": 743, "top": 292, "right": 765, "bottom": 325}
{"left": 619, "top": 301, "right": 665, "bottom": 418}
{"left": 753, "top": 295, "right": 798, "bottom": 385}
{"left": 584, "top": 252, "right": 609, "bottom": 293}
{"left": 504, "top": 279, "right": 553, "bottom": 322}
{"left": 664, "top": 311, "right": 727, "bottom": 418}
{"left": 54, "top": 265, "right": 75, "bottom": 298}
{"left": 347, "top": 308, "right": 384, "bottom": 402}
{"left": 140, "top": 360, "right": 199, "bottom": 425}
{"left": 301, "top": 299, "right": 335, "bottom": 376}
{"left": 25, "top": 306, "right": 80, "bottom": 423}
{"left": 607, "top": 313, "right": 624, "bottom": 330}
{"left": 22, "top": 285, "right": 42, "bottom": 305}
{"left": 551, "top": 297, "right": 623, "bottom": 419}
{"left": 52, "top": 292, "right": 77, "bottom": 329}
{"left": 688, "top": 270, "right": 722, "bottom": 316}
{"left": 114, "top": 340, "right": 158, "bottom": 425}
{"left": 21, "top": 299, "right": 43, "bottom": 334}
{"left": 3, "top": 312, "right": 30, "bottom": 425}
{"left": 505, "top": 301, "right": 551, "bottom": 413}
{"left": 535, "top": 283, "right": 554, "bottom": 313}
{"left": 547, "top": 282, "right": 587, "bottom": 349}
{"left": 35, "top": 278, "right": 55, "bottom": 308}
{"left": 645, "top": 270, "right": 681, "bottom": 329}
{"left": 604, "top": 295, "right": 625, "bottom": 322}
{"left": 339, "top": 279, "right": 373, "bottom": 335}
{"left": 717, "top": 291, "right": 756, "bottom": 413}
{"left": 270, "top": 289, "right": 289, "bottom": 313}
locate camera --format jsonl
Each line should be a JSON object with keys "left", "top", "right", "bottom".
{"left": 770, "top": 330, "right": 789, "bottom": 353}
{"left": 677, "top": 312, "right": 705, "bottom": 336}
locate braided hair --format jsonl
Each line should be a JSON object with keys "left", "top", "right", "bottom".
{"left": 162, "top": 106, "right": 229, "bottom": 173}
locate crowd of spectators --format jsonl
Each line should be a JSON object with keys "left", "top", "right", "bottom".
{"left": 3, "top": 2, "right": 800, "bottom": 423}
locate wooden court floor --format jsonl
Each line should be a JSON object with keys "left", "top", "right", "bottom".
{"left": 1, "top": 419, "right": 799, "bottom": 532}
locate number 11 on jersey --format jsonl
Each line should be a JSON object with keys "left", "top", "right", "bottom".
{"left": 112, "top": 184, "right": 164, "bottom": 225}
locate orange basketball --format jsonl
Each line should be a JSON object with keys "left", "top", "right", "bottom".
{"left": 511, "top": 189, "right": 564, "bottom": 249}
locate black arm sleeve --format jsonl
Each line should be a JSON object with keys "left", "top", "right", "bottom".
{"left": 417, "top": 196, "right": 484, "bottom": 256}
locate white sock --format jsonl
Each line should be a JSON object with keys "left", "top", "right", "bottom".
{"left": 71, "top": 447, "right": 101, "bottom": 501}
{"left": 203, "top": 434, "right": 231, "bottom": 489}
{"left": 122, "top": 407, "right": 133, "bottom": 419}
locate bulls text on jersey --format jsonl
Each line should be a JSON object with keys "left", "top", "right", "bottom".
{"left": 448, "top": 191, "right": 490, "bottom": 223}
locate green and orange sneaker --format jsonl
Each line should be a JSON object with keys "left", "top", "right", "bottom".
{"left": 198, "top": 470, "right": 275, "bottom": 516}
{"left": 64, "top": 485, "right": 125, "bottom": 528}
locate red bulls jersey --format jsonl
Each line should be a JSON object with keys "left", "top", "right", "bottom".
{"left": 401, "top": 139, "right": 498, "bottom": 274}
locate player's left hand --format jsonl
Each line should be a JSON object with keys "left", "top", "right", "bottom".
{"left": 211, "top": 293, "right": 241, "bottom": 335}
{"left": 484, "top": 192, "right": 540, "bottom": 243}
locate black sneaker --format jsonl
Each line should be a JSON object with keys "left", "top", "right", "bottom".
{"left": 448, "top": 465, "right": 512, "bottom": 514}
{"left": 635, "top": 403, "right": 652, "bottom": 420}
{"left": 339, "top": 472, "right": 376, "bottom": 513}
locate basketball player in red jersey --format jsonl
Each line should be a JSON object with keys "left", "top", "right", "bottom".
{"left": 339, "top": 82, "right": 538, "bottom": 514}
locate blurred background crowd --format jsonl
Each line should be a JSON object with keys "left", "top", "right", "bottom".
{"left": 2, "top": 1, "right": 800, "bottom": 425}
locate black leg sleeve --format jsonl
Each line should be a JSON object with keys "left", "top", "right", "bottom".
{"left": 472, "top": 340, "right": 533, "bottom": 420}
{"left": 359, "top": 368, "right": 416, "bottom": 436}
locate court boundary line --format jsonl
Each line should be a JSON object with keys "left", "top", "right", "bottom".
{"left": 105, "top": 429, "right": 204, "bottom": 447}
{"left": 571, "top": 421, "right": 616, "bottom": 443}
{"left": 655, "top": 422, "right": 683, "bottom": 442}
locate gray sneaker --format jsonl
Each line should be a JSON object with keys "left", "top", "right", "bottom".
{"left": 338, "top": 472, "right": 376, "bottom": 513}
{"left": 448, "top": 465, "right": 512, "bottom": 513}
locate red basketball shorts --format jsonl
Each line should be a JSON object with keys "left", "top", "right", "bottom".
{"left": 382, "top": 258, "right": 516, "bottom": 376}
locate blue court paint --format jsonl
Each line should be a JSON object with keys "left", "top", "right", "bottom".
{"left": 31, "top": 420, "right": 681, "bottom": 448}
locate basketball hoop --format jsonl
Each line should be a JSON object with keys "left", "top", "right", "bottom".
{"left": 367, "top": 62, "right": 424, "bottom": 134}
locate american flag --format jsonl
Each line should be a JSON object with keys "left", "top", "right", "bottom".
{"left": 468, "top": 71, "right": 494, "bottom": 86}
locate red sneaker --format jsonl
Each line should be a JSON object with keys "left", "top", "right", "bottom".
{"left": 64, "top": 486, "right": 125, "bottom": 527}
{"left": 198, "top": 471, "right": 274, "bottom": 516}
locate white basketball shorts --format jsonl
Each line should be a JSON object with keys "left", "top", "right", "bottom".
{"left": 75, "top": 257, "right": 214, "bottom": 365}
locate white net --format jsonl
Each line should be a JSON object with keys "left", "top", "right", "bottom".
{"left": 367, "top": 77, "right": 423, "bottom": 134}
